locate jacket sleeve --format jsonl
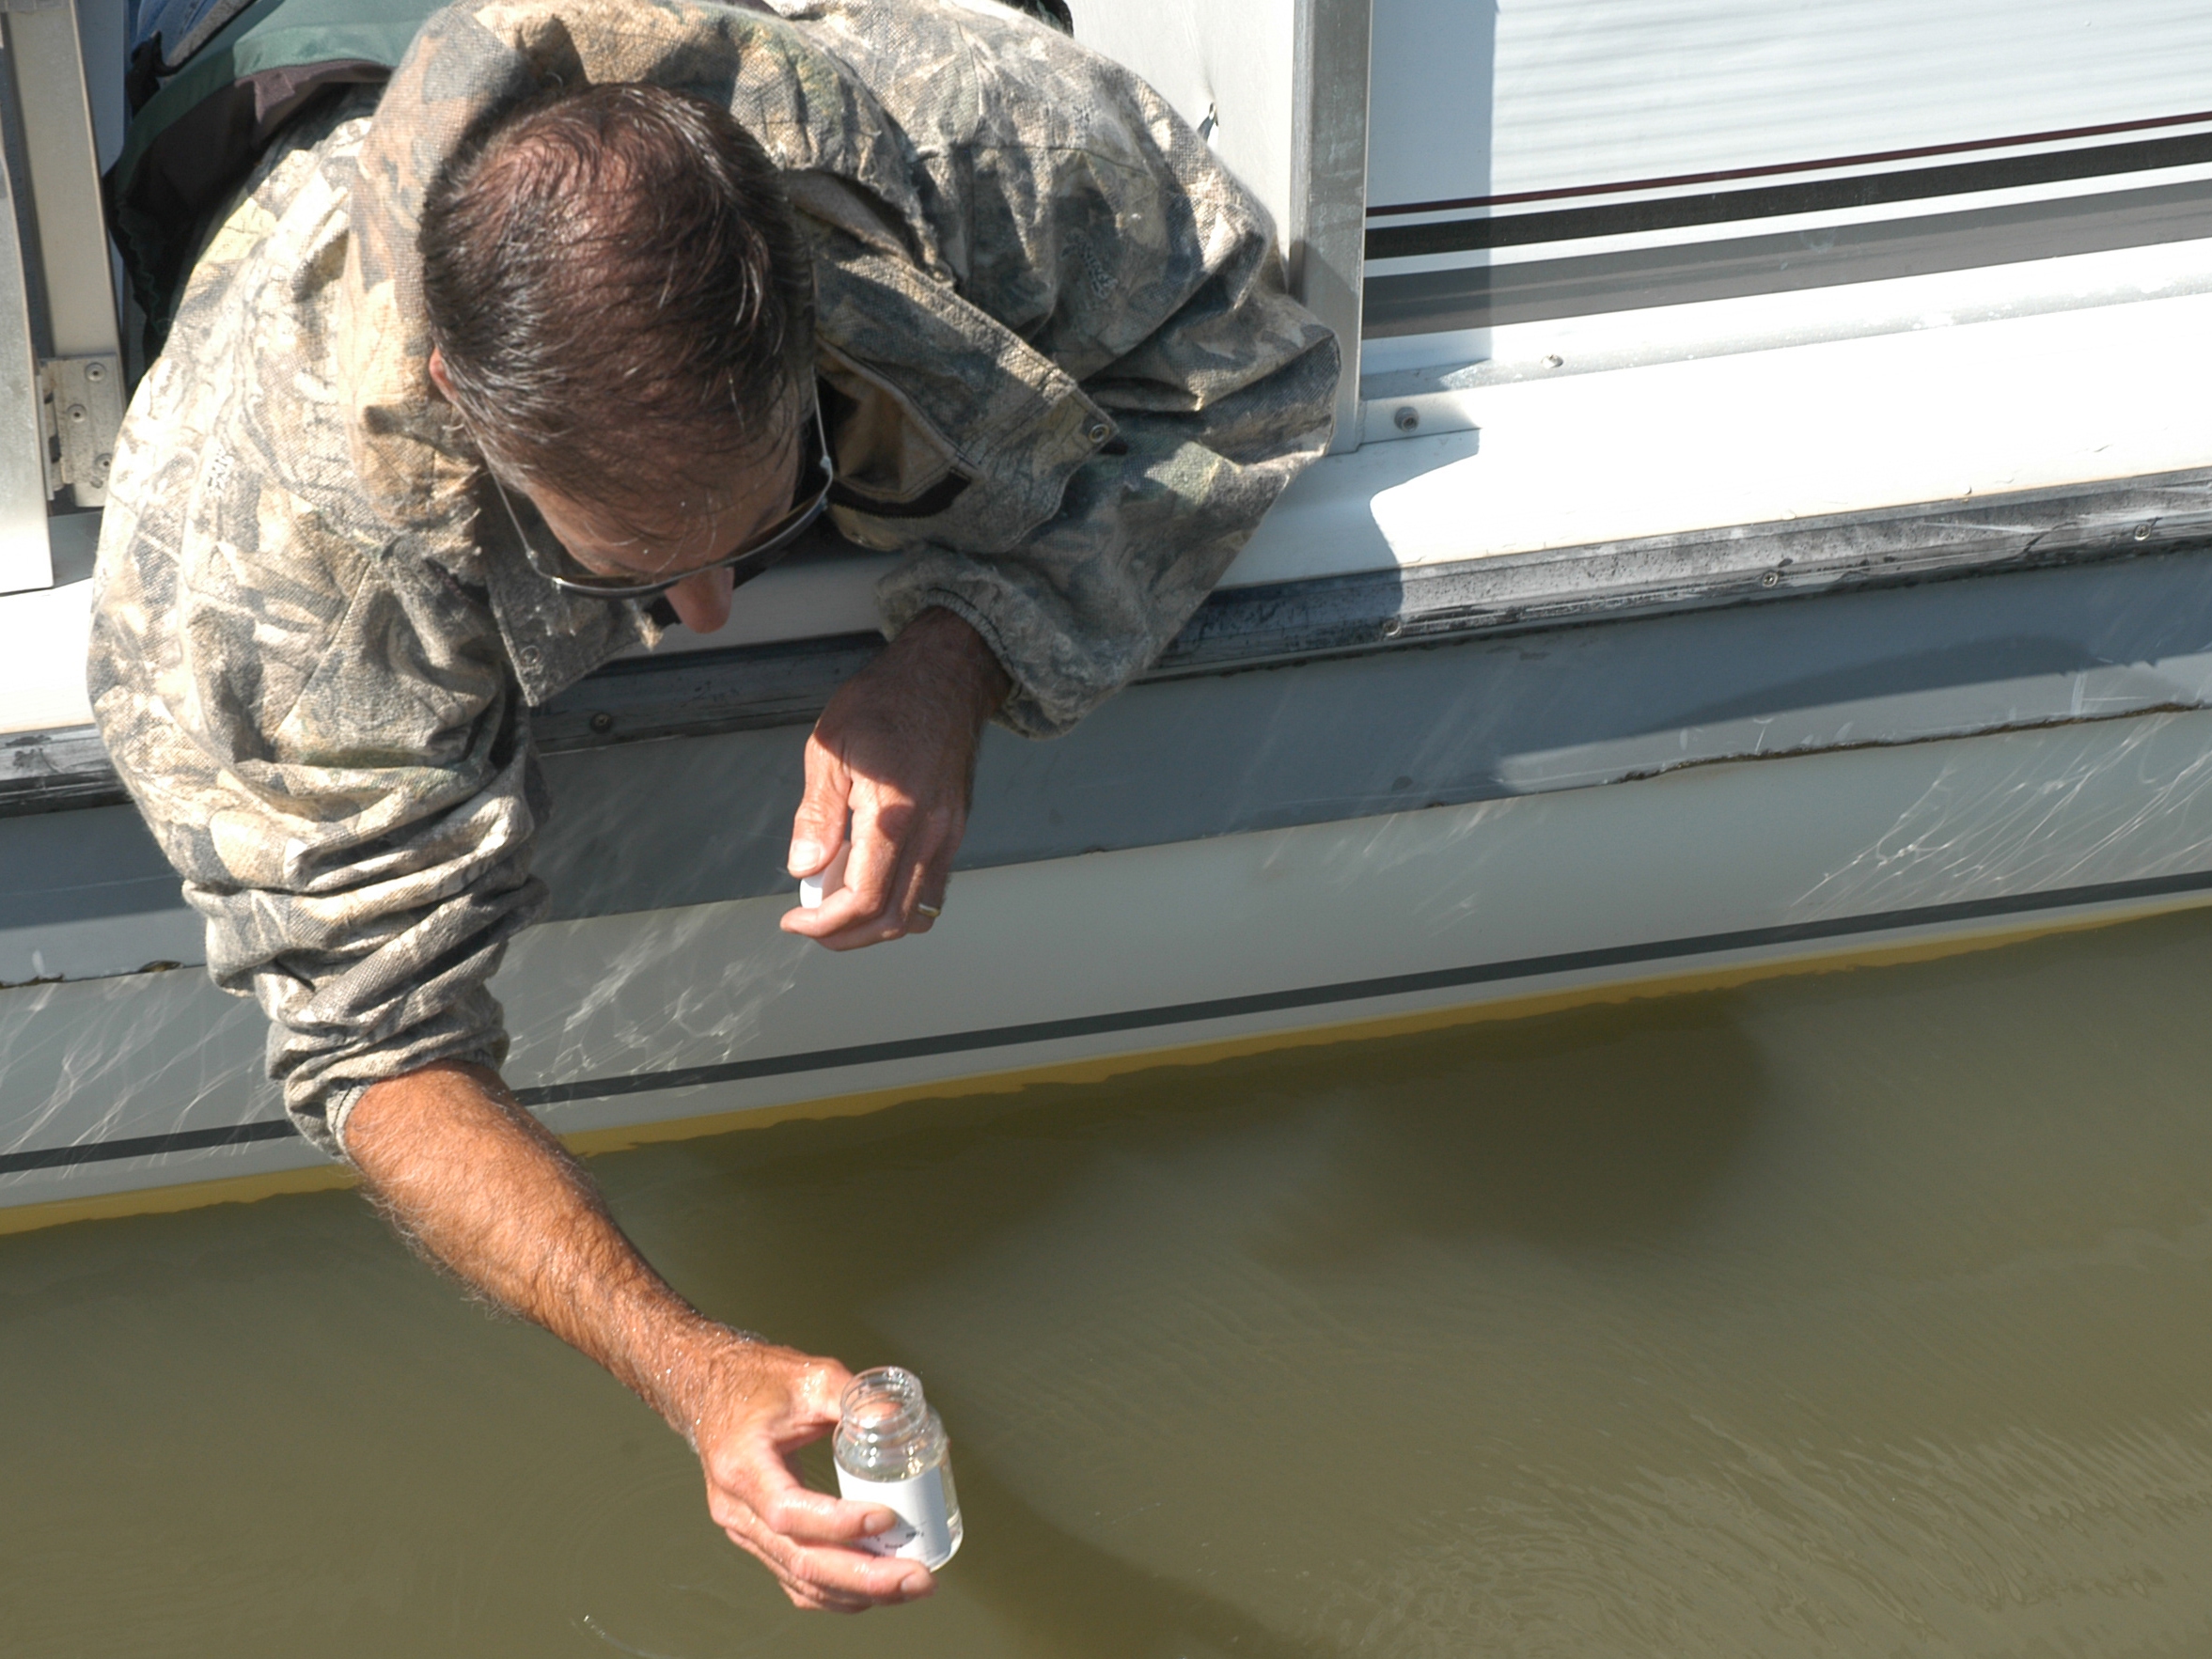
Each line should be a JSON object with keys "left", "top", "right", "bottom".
{"left": 874, "top": 313, "right": 1339, "bottom": 740}
{"left": 865, "top": 26, "right": 1342, "bottom": 741}
{"left": 86, "top": 92, "right": 541, "bottom": 1161}
{"left": 87, "top": 427, "right": 544, "bottom": 1160}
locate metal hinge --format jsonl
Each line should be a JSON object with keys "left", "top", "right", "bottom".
{"left": 38, "top": 353, "right": 119, "bottom": 507}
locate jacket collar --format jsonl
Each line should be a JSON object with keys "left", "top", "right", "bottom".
{"left": 471, "top": 477, "right": 659, "bottom": 705}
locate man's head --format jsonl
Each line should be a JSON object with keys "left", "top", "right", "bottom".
{"left": 420, "top": 82, "right": 816, "bottom": 632}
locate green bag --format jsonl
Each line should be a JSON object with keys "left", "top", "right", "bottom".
{"left": 107, "top": 0, "right": 445, "bottom": 351}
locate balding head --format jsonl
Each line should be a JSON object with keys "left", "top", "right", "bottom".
{"left": 419, "top": 82, "right": 814, "bottom": 535}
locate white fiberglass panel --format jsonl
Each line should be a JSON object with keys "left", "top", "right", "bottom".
{"left": 1232, "top": 282, "right": 2212, "bottom": 586}
{"left": 1071, "top": 1, "right": 1297, "bottom": 239}
{"left": 15, "top": 699, "right": 2212, "bottom": 1213}
{"left": 1371, "top": 0, "right": 2212, "bottom": 209}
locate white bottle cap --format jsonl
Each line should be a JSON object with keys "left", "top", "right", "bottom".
{"left": 798, "top": 842, "right": 851, "bottom": 909}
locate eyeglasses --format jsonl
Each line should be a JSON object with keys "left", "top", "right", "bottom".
{"left": 488, "top": 401, "right": 835, "bottom": 601}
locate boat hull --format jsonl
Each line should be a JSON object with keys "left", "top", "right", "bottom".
{"left": 9, "top": 698, "right": 2212, "bottom": 1227}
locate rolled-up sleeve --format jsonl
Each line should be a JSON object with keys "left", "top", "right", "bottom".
{"left": 199, "top": 733, "right": 547, "bottom": 1159}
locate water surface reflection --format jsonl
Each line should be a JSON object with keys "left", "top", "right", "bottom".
{"left": 9, "top": 912, "right": 2212, "bottom": 1655}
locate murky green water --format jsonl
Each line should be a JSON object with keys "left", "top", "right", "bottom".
{"left": 12, "top": 911, "right": 2212, "bottom": 1655}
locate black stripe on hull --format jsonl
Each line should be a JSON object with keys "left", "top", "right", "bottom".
{"left": 0, "top": 1117, "right": 298, "bottom": 1173}
{"left": 13, "top": 862, "right": 2212, "bottom": 1174}
{"left": 512, "top": 865, "right": 2212, "bottom": 1104}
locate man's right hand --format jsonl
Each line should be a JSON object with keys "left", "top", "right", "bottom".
{"left": 676, "top": 1332, "right": 937, "bottom": 1611}
{"left": 346, "top": 1062, "right": 933, "bottom": 1611}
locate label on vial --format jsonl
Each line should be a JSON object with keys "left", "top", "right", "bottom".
{"left": 837, "top": 1465, "right": 955, "bottom": 1568}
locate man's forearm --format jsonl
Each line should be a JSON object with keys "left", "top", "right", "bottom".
{"left": 343, "top": 1061, "right": 927, "bottom": 1609}
{"left": 345, "top": 1060, "right": 722, "bottom": 1432}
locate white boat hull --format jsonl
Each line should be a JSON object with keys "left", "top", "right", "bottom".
{"left": 9, "top": 699, "right": 2212, "bottom": 1228}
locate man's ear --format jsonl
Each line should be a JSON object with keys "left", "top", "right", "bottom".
{"left": 427, "top": 346, "right": 455, "bottom": 402}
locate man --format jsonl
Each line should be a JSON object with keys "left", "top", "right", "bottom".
{"left": 89, "top": 0, "right": 1336, "bottom": 1612}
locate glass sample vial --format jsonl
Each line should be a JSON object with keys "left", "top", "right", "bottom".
{"left": 834, "top": 1367, "right": 963, "bottom": 1569}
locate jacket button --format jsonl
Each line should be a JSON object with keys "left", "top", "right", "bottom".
{"left": 518, "top": 646, "right": 542, "bottom": 671}
{"left": 1086, "top": 420, "right": 1110, "bottom": 444}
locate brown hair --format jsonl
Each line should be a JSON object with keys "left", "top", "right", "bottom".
{"left": 419, "top": 82, "right": 814, "bottom": 525}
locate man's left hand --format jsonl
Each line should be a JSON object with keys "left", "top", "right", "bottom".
{"left": 782, "top": 606, "right": 1011, "bottom": 949}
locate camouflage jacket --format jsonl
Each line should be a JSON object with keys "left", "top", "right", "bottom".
{"left": 87, "top": 0, "right": 1339, "bottom": 1156}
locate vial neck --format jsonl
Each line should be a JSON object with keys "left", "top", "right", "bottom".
{"left": 840, "top": 1367, "right": 931, "bottom": 1451}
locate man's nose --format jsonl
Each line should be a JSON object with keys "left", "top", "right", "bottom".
{"left": 664, "top": 565, "right": 735, "bottom": 634}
